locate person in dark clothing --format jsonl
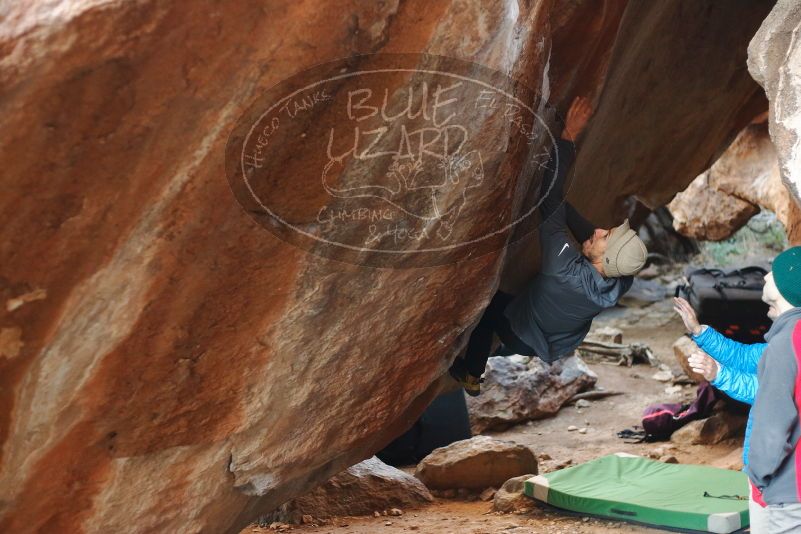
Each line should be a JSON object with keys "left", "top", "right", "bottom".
{"left": 450, "top": 97, "right": 647, "bottom": 396}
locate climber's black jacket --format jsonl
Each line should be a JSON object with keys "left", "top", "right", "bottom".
{"left": 503, "top": 138, "right": 633, "bottom": 363}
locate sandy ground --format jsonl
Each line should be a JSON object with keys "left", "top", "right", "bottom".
{"left": 248, "top": 298, "right": 747, "bottom": 534}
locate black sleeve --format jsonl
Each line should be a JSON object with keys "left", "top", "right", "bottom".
{"left": 539, "top": 138, "right": 580, "bottom": 274}
{"left": 539, "top": 138, "right": 576, "bottom": 220}
{"left": 565, "top": 203, "right": 595, "bottom": 244}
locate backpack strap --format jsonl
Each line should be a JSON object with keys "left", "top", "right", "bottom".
{"left": 729, "top": 266, "right": 768, "bottom": 277}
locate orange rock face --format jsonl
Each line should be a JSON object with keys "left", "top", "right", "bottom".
{"left": 749, "top": 0, "right": 801, "bottom": 222}
{"left": 0, "top": 1, "right": 778, "bottom": 532}
{"left": 669, "top": 122, "right": 801, "bottom": 243}
{"left": 669, "top": 172, "right": 760, "bottom": 242}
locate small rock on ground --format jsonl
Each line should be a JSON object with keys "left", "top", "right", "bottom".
{"left": 262, "top": 456, "right": 431, "bottom": 524}
{"left": 479, "top": 487, "right": 497, "bottom": 501}
{"left": 493, "top": 474, "right": 537, "bottom": 513}
{"left": 416, "top": 436, "right": 538, "bottom": 490}
{"left": 671, "top": 411, "right": 747, "bottom": 445}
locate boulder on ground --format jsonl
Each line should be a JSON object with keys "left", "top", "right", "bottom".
{"left": 492, "top": 474, "right": 537, "bottom": 513}
{"left": 671, "top": 411, "right": 748, "bottom": 445}
{"left": 263, "top": 457, "right": 432, "bottom": 524}
{"left": 415, "top": 436, "right": 537, "bottom": 491}
{"left": 467, "top": 355, "right": 596, "bottom": 433}
{"left": 669, "top": 120, "right": 801, "bottom": 244}
{"left": 673, "top": 336, "right": 706, "bottom": 383}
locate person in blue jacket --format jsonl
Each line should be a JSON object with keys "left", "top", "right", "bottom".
{"left": 675, "top": 257, "right": 801, "bottom": 533}
{"left": 673, "top": 296, "right": 762, "bottom": 467}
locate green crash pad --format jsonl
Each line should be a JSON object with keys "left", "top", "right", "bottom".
{"left": 524, "top": 453, "right": 748, "bottom": 533}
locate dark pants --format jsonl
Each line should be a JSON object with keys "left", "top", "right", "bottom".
{"left": 463, "top": 291, "right": 537, "bottom": 377}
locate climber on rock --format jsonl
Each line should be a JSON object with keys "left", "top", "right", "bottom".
{"left": 449, "top": 96, "right": 648, "bottom": 396}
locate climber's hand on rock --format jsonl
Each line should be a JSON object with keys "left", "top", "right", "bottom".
{"left": 561, "top": 96, "right": 593, "bottom": 142}
{"left": 673, "top": 297, "right": 702, "bottom": 336}
{"left": 688, "top": 351, "right": 720, "bottom": 381}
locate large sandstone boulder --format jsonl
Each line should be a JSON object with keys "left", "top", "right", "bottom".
{"left": 567, "top": 2, "right": 772, "bottom": 218}
{"left": 0, "top": 1, "right": 779, "bottom": 532}
{"left": 669, "top": 171, "right": 760, "bottom": 241}
{"left": 707, "top": 123, "right": 801, "bottom": 244}
{"left": 0, "top": 3, "right": 559, "bottom": 532}
{"left": 669, "top": 122, "right": 801, "bottom": 242}
{"left": 748, "top": 0, "right": 801, "bottom": 237}
{"left": 467, "top": 355, "right": 597, "bottom": 433}
{"left": 261, "top": 457, "right": 432, "bottom": 524}
{"left": 415, "top": 436, "right": 537, "bottom": 490}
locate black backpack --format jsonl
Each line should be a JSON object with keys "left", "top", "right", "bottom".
{"left": 676, "top": 266, "right": 770, "bottom": 343}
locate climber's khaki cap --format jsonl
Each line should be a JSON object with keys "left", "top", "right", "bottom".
{"left": 603, "top": 219, "right": 647, "bottom": 277}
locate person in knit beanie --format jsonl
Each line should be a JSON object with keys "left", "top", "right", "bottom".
{"left": 600, "top": 218, "right": 648, "bottom": 278}
{"left": 450, "top": 96, "right": 647, "bottom": 397}
{"left": 673, "top": 247, "right": 801, "bottom": 531}
{"left": 745, "top": 246, "right": 801, "bottom": 532}
{"left": 768, "top": 246, "right": 801, "bottom": 314}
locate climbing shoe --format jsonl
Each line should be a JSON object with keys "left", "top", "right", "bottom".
{"left": 448, "top": 359, "right": 484, "bottom": 397}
